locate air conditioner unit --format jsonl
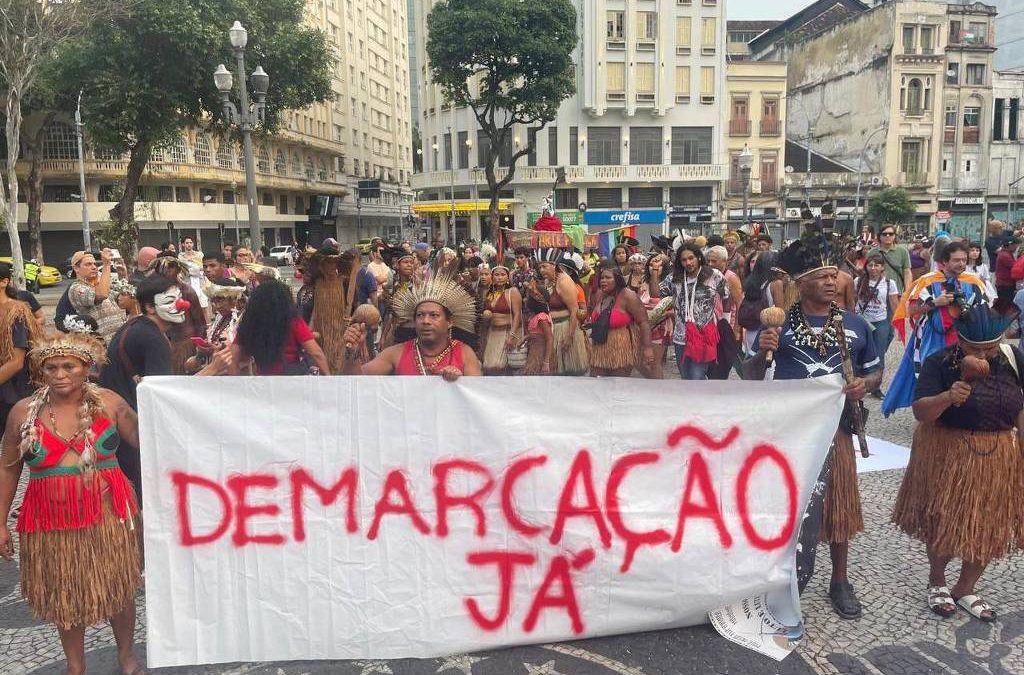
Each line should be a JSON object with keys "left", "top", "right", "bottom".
{"left": 870, "top": 176, "right": 884, "bottom": 186}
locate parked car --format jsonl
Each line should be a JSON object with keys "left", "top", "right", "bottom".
{"left": 0, "top": 257, "right": 62, "bottom": 287}
{"left": 355, "top": 238, "right": 381, "bottom": 254}
{"left": 268, "top": 245, "right": 297, "bottom": 265}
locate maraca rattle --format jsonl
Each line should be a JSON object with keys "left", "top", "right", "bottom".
{"left": 760, "top": 306, "right": 787, "bottom": 363}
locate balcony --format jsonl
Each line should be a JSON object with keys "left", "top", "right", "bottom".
{"left": 962, "top": 127, "right": 979, "bottom": 144}
{"left": 759, "top": 119, "right": 781, "bottom": 137}
{"left": 944, "top": 127, "right": 956, "bottom": 144}
{"left": 729, "top": 119, "right": 751, "bottom": 137}
{"left": 410, "top": 163, "right": 725, "bottom": 190}
{"left": 898, "top": 171, "right": 929, "bottom": 187}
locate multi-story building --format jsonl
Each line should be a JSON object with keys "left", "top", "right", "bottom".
{"left": 410, "top": 0, "right": 728, "bottom": 244}
{"left": 724, "top": 61, "right": 787, "bottom": 222}
{"left": 992, "top": 0, "right": 1024, "bottom": 71}
{"left": 725, "top": 21, "right": 780, "bottom": 62}
{"left": 748, "top": 0, "right": 869, "bottom": 62}
{"left": 782, "top": 1, "right": 996, "bottom": 238}
{"left": 988, "top": 70, "right": 1024, "bottom": 223}
{"left": 8, "top": 0, "right": 413, "bottom": 265}
{"left": 939, "top": 1, "right": 998, "bottom": 237}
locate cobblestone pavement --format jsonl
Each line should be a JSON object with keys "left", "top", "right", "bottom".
{"left": 1, "top": 309, "right": 1021, "bottom": 674}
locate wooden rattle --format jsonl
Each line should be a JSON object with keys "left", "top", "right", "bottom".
{"left": 759, "top": 306, "right": 787, "bottom": 363}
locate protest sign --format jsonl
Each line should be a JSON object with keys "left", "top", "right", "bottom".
{"left": 138, "top": 375, "right": 844, "bottom": 667}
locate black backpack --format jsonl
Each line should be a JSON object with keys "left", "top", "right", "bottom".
{"left": 54, "top": 286, "right": 74, "bottom": 332}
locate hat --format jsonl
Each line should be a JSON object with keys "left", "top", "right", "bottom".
{"left": 30, "top": 331, "right": 107, "bottom": 375}
{"left": 954, "top": 303, "right": 1020, "bottom": 346}
{"left": 414, "top": 242, "right": 430, "bottom": 251}
{"left": 391, "top": 268, "right": 477, "bottom": 334}
{"left": 207, "top": 277, "right": 246, "bottom": 299}
{"left": 776, "top": 228, "right": 843, "bottom": 280}
{"left": 70, "top": 250, "right": 93, "bottom": 268}
{"left": 535, "top": 248, "right": 564, "bottom": 264}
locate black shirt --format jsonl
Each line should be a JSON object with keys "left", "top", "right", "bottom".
{"left": 914, "top": 345, "right": 1024, "bottom": 431}
{"left": 100, "top": 317, "right": 172, "bottom": 411}
{"left": 0, "top": 318, "right": 32, "bottom": 406}
{"left": 17, "top": 290, "right": 40, "bottom": 314}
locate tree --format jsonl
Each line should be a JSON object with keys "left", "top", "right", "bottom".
{"left": 0, "top": 0, "right": 106, "bottom": 285}
{"left": 867, "top": 187, "right": 916, "bottom": 227}
{"left": 54, "top": 0, "right": 333, "bottom": 255}
{"left": 426, "top": 0, "right": 577, "bottom": 241}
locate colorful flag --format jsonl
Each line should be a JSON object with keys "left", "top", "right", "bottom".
{"left": 597, "top": 225, "right": 637, "bottom": 257}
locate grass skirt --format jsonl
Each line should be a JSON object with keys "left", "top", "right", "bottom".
{"left": 820, "top": 432, "right": 864, "bottom": 544}
{"left": 20, "top": 501, "right": 140, "bottom": 629}
{"left": 482, "top": 325, "right": 510, "bottom": 371}
{"left": 892, "top": 422, "right": 1024, "bottom": 564}
{"left": 590, "top": 325, "right": 637, "bottom": 371}
{"left": 521, "top": 332, "right": 549, "bottom": 375}
{"left": 551, "top": 316, "right": 589, "bottom": 376}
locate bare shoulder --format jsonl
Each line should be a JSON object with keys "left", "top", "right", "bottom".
{"left": 379, "top": 343, "right": 406, "bottom": 364}
{"left": 97, "top": 387, "right": 132, "bottom": 416}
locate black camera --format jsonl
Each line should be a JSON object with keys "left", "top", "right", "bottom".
{"left": 944, "top": 278, "right": 971, "bottom": 315}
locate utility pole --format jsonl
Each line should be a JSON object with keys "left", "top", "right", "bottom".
{"left": 75, "top": 91, "right": 91, "bottom": 250}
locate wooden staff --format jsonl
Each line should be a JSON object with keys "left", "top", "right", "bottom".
{"left": 834, "top": 313, "right": 870, "bottom": 458}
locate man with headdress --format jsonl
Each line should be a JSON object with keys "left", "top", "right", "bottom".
{"left": 309, "top": 243, "right": 357, "bottom": 373}
{"left": 184, "top": 278, "right": 245, "bottom": 373}
{"left": 884, "top": 241, "right": 988, "bottom": 415}
{"left": 340, "top": 271, "right": 481, "bottom": 378}
{"left": 744, "top": 233, "right": 881, "bottom": 619}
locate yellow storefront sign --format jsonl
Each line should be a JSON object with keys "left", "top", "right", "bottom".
{"left": 412, "top": 200, "right": 513, "bottom": 214}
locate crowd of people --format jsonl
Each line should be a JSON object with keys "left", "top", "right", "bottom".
{"left": 0, "top": 214, "right": 1021, "bottom": 673}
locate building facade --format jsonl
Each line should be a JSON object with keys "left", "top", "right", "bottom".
{"left": 7, "top": 0, "right": 414, "bottom": 265}
{"left": 724, "top": 61, "right": 787, "bottom": 223}
{"left": 410, "top": 0, "right": 728, "bottom": 244}
{"left": 725, "top": 21, "right": 780, "bottom": 62}
{"left": 988, "top": 70, "right": 1024, "bottom": 223}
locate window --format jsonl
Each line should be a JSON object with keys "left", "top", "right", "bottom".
{"left": 175, "top": 186, "right": 191, "bottom": 202}
{"left": 587, "top": 126, "right": 621, "bottom": 166}
{"left": 669, "top": 186, "right": 712, "bottom": 207}
{"left": 497, "top": 133, "right": 512, "bottom": 167}
{"left": 671, "top": 127, "right": 712, "bottom": 164}
{"left": 43, "top": 123, "right": 77, "bottom": 160}
{"left": 994, "top": 98, "right": 1004, "bottom": 141}
{"left": 902, "top": 25, "right": 916, "bottom": 53}
{"left": 291, "top": 152, "right": 302, "bottom": 176}
{"left": 278, "top": 195, "right": 288, "bottom": 215}
{"left": 760, "top": 153, "right": 778, "bottom": 194}
{"left": 945, "top": 103, "right": 957, "bottom": 128}
{"left": 629, "top": 127, "right": 662, "bottom": 165}
{"left": 554, "top": 188, "right": 577, "bottom": 210}
{"left": 443, "top": 132, "right": 452, "bottom": 170}
{"left": 676, "top": 17, "right": 691, "bottom": 53}
{"left": 200, "top": 188, "right": 217, "bottom": 204}
{"left": 587, "top": 187, "right": 622, "bottom": 209}
{"left": 900, "top": 140, "right": 922, "bottom": 175}
{"left": 966, "top": 64, "right": 985, "bottom": 85}
{"left": 947, "top": 62, "right": 959, "bottom": 85}
{"left": 319, "top": 159, "right": 329, "bottom": 181}
{"left": 629, "top": 187, "right": 662, "bottom": 208}
{"left": 569, "top": 126, "right": 578, "bottom": 165}
{"left": 701, "top": 18, "right": 716, "bottom": 53}
{"left": 607, "top": 11, "right": 624, "bottom": 40}
{"left": 548, "top": 127, "right": 558, "bottom": 166}
{"left": 457, "top": 130, "right": 469, "bottom": 168}
{"left": 216, "top": 141, "right": 234, "bottom": 169}
{"left": 920, "top": 26, "right": 934, "bottom": 53}
{"left": 476, "top": 130, "right": 491, "bottom": 167}
{"left": 258, "top": 146, "right": 271, "bottom": 173}
{"left": 168, "top": 136, "right": 188, "bottom": 163}
{"left": 906, "top": 78, "right": 923, "bottom": 114}
{"left": 730, "top": 96, "right": 750, "bottom": 135}
{"left": 635, "top": 63, "right": 655, "bottom": 101}
{"left": 295, "top": 196, "right": 305, "bottom": 215}
{"left": 237, "top": 147, "right": 245, "bottom": 171}
{"left": 950, "top": 20, "right": 961, "bottom": 43}
{"left": 967, "top": 21, "right": 987, "bottom": 45}
{"left": 637, "top": 12, "right": 657, "bottom": 40}
{"left": 274, "top": 149, "right": 287, "bottom": 175}
{"left": 527, "top": 127, "right": 539, "bottom": 166}
{"left": 675, "top": 66, "right": 691, "bottom": 102}
{"left": 607, "top": 62, "right": 626, "bottom": 100}
{"left": 194, "top": 135, "right": 212, "bottom": 165}
{"left": 963, "top": 105, "right": 980, "bottom": 143}
{"left": 150, "top": 146, "right": 164, "bottom": 162}
{"left": 700, "top": 66, "right": 715, "bottom": 103}
{"left": 1011, "top": 99, "right": 1020, "bottom": 141}
{"left": 42, "top": 184, "right": 78, "bottom": 202}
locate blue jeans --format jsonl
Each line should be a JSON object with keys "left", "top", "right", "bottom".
{"left": 674, "top": 344, "right": 709, "bottom": 380}
{"left": 870, "top": 319, "right": 891, "bottom": 375}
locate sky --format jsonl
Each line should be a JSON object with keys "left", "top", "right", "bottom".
{"left": 728, "top": 0, "right": 815, "bottom": 21}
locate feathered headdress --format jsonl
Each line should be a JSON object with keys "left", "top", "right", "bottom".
{"left": 776, "top": 221, "right": 844, "bottom": 280}
{"left": 29, "top": 332, "right": 107, "bottom": 379}
{"left": 954, "top": 303, "right": 1020, "bottom": 345}
{"left": 391, "top": 265, "right": 476, "bottom": 334}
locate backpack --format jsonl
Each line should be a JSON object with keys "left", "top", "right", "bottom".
{"left": 736, "top": 285, "right": 770, "bottom": 330}
{"left": 53, "top": 286, "right": 74, "bottom": 332}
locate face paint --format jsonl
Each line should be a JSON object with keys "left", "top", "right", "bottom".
{"left": 154, "top": 286, "right": 188, "bottom": 324}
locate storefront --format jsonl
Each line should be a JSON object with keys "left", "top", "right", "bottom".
{"left": 939, "top": 197, "right": 985, "bottom": 242}
{"left": 583, "top": 208, "right": 667, "bottom": 248}
{"left": 412, "top": 199, "right": 515, "bottom": 244}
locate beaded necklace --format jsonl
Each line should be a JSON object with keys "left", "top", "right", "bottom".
{"left": 789, "top": 301, "right": 844, "bottom": 357}
{"left": 413, "top": 338, "right": 457, "bottom": 375}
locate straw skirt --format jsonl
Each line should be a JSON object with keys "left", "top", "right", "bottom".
{"left": 20, "top": 501, "right": 141, "bottom": 629}
{"left": 589, "top": 325, "right": 638, "bottom": 371}
{"left": 820, "top": 432, "right": 864, "bottom": 544}
{"left": 551, "top": 316, "right": 589, "bottom": 376}
{"left": 892, "top": 422, "right": 1024, "bottom": 564}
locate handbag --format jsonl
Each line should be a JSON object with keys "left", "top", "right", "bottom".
{"left": 590, "top": 298, "right": 614, "bottom": 345}
{"left": 506, "top": 342, "right": 528, "bottom": 369}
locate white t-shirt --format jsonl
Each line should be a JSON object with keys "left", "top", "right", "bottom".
{"left": 854, "top": 276, "right": 898, "bottom": 323}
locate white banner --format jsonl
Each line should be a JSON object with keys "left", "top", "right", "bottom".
{"left": 138, "top": 375, "right": 844, "bottom": 667}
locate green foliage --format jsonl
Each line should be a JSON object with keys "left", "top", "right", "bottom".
{"left": 426, "top": 0, "right": 577, "bottom": 128}
{"left": 867, "top": 187, "right": 916, "bottom": 226}
{"left": 93, "top": 217, "right": 139, "bottom": 254}
{"left": 54, "top": 0, "right": 334, "bottom": 155}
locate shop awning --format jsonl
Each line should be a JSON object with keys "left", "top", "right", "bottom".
{"left": 413, "top": 200, "right": 513, "bottom": 213}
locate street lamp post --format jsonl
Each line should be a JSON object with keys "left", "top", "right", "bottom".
{"left": 738, "top": 144, "right": 753, "bottom": 229}
{"left": 74, "top": 91, "right": 91, "bottom": 250}
{"left": 214, "top": 21, "right": 269, "bottom": 254}
{"left": 852, "top": 126, "right": 888, "bottom": 235}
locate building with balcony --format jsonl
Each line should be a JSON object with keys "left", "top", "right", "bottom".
{"left": 6, "top": 0, "right": 414, "bottom": 265}
{"left": 724, "top": 61, "right": 787, "bottom": 223}
{"left": 781, "top": 1, "right": 998, "bottom": 235}
{"left": 410, "top": 0, "right": 728, "bottom": 244}
{"left": 988, "top": 70, "right": 1024, "bottom": 223}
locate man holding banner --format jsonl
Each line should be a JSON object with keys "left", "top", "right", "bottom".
{"left": 745, "top": 235, "right": 880, "bottom": 620}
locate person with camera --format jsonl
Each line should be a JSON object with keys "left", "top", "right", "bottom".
{"left": 884, "top": 241, "right": 989, "bottom": 415}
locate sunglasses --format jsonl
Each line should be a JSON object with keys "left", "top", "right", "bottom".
{"left": 880, "top": 231, "right": 895, "bottom": 236}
